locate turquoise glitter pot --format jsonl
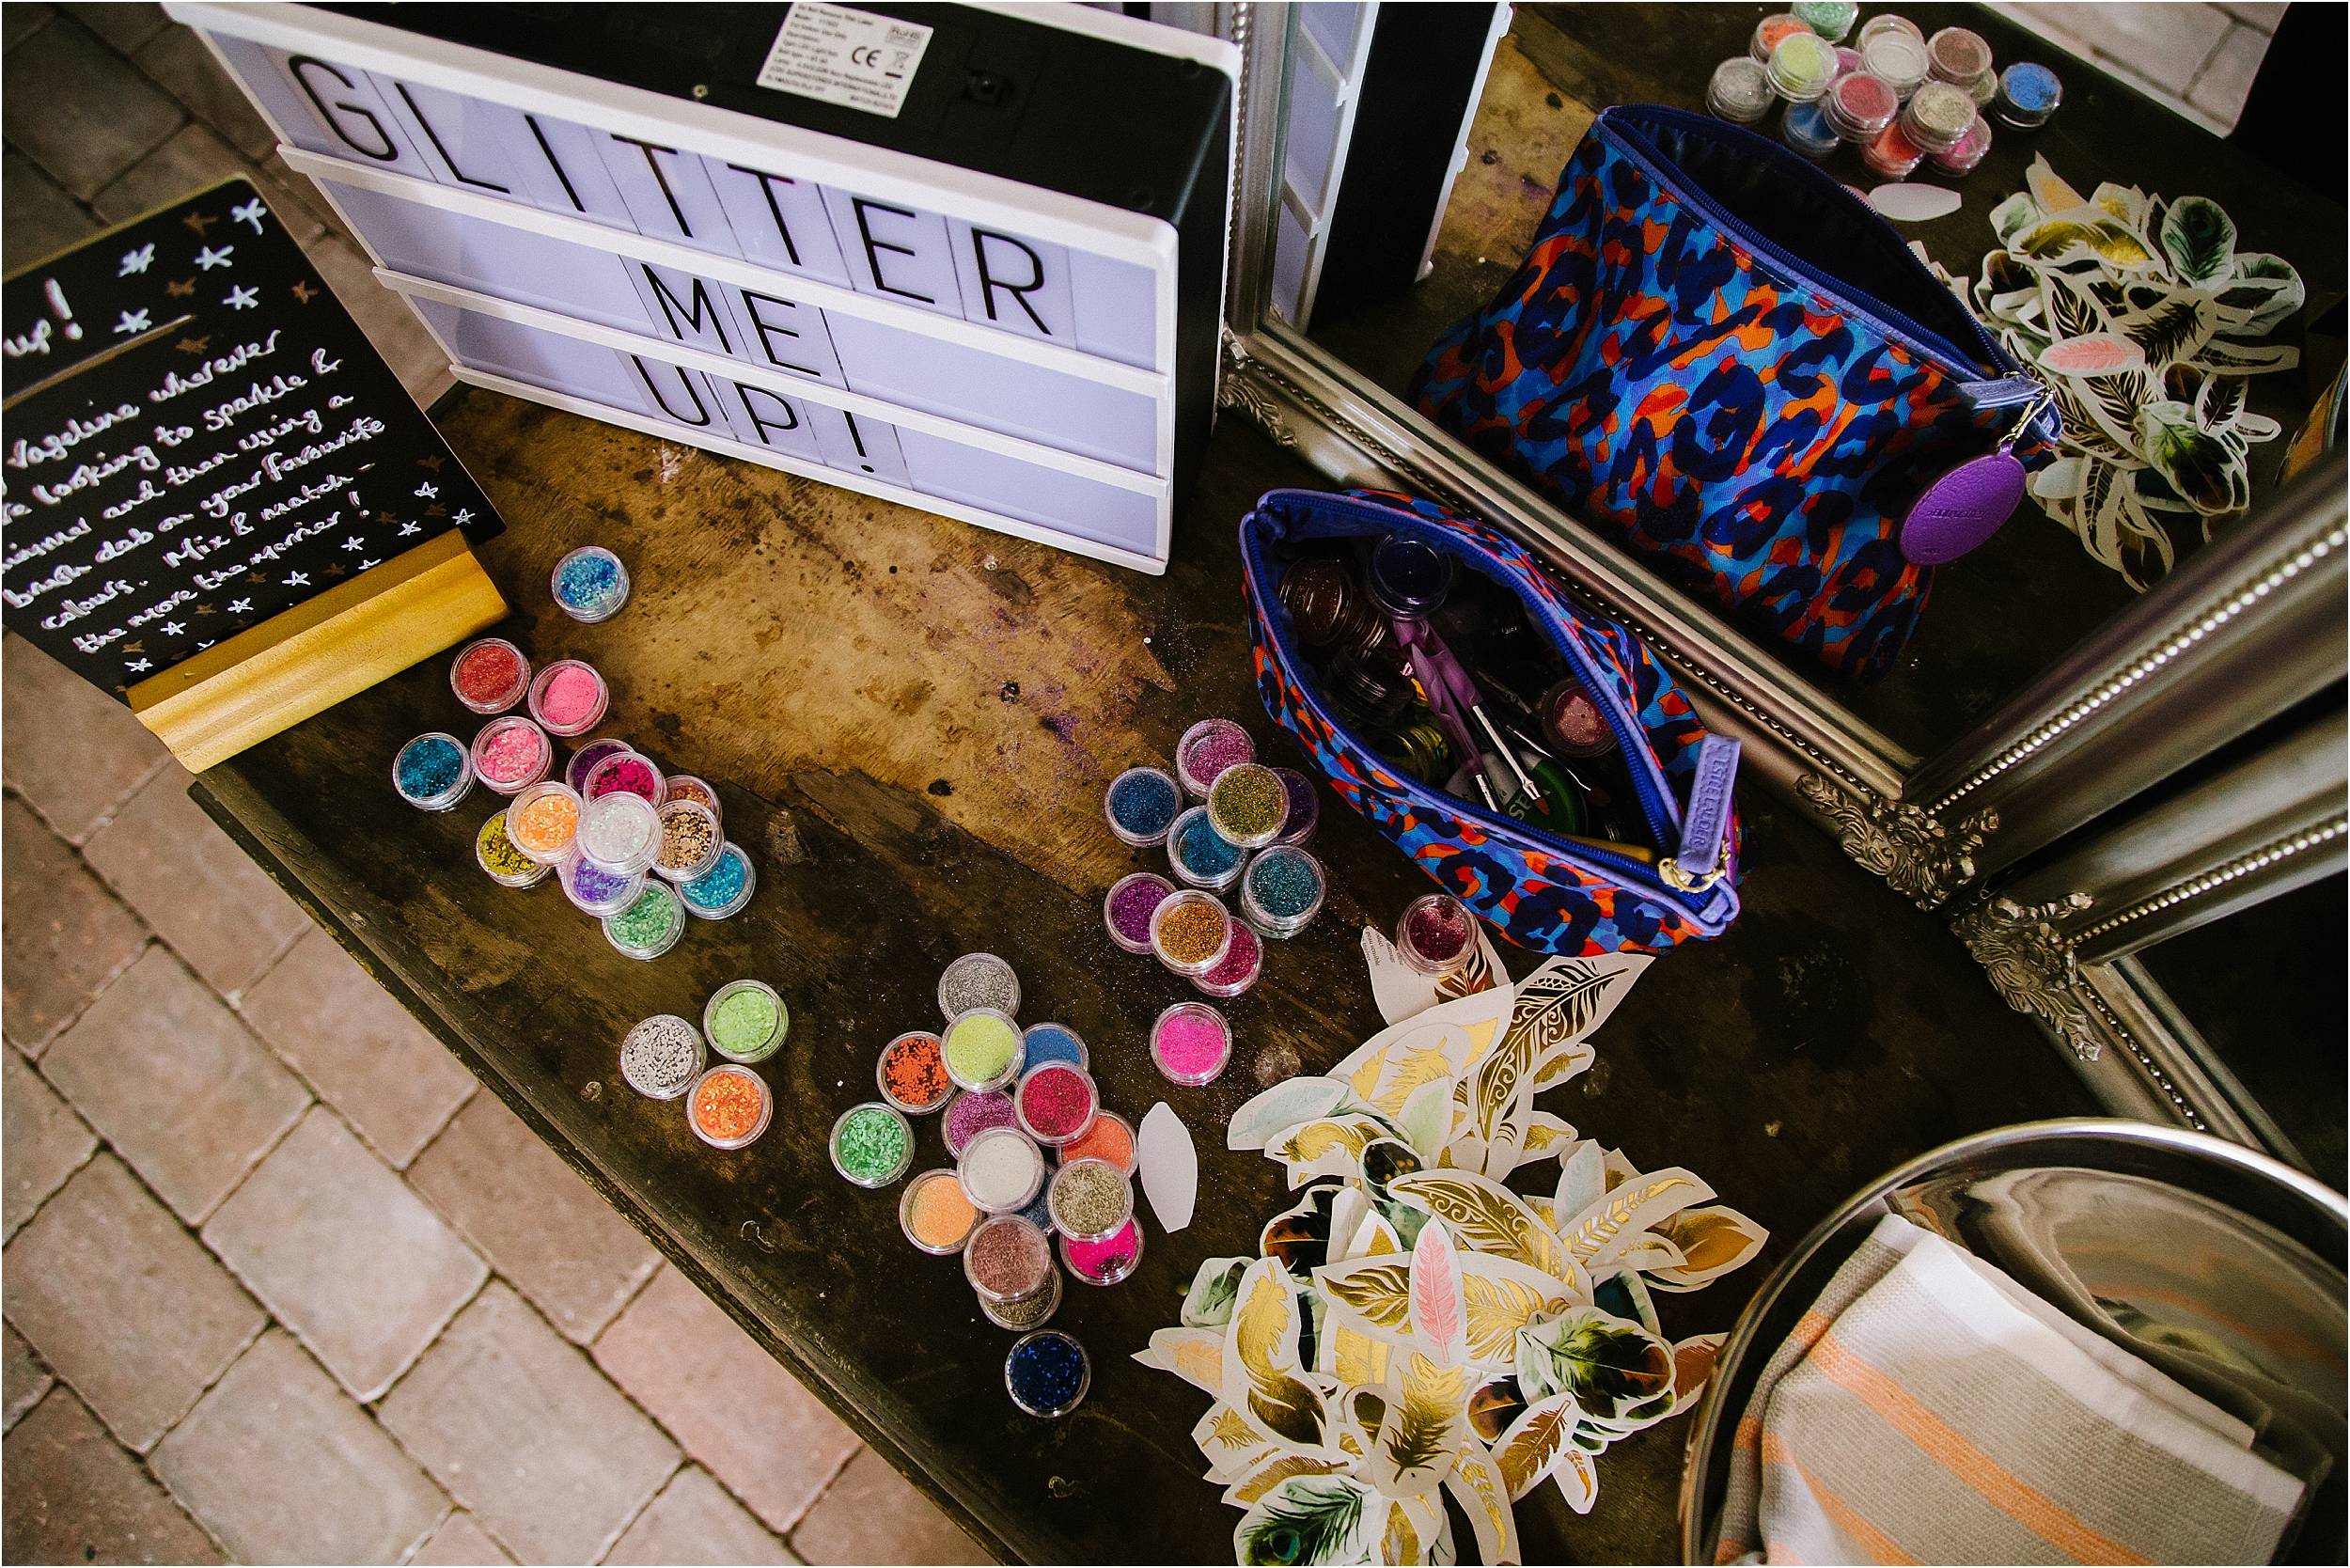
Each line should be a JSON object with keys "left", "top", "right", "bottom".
{"left": 551, "top": 545, "right": 630, "bottom": 623}
{"left": 679, "top": 842, "right": 755, "bottom": 919}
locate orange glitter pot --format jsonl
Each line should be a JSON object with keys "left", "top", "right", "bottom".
{"left": 688, "top": 1065, "right": 771, "bottom": 1149}
{"left": 504, "top": 782, "right": 583, "bottom": 864}
{"left": 899, "top": 1168, "right": 981, "bottom": 1254}
{"left": 1058, "top": 1110, "right": 1136, "bottom": 1174}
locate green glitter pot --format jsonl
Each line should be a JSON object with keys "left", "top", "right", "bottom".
{"left": 475, "top": 810, "right": 550, "bottom": 888}
{"left": 1239, "top": 845, "right": 1326, "bottom": 939}
{"left": 1205, "top": 761, "right": 1289, "bottom": 851}
{"left": 830, "top": 1101, "right": 915, "bottom": 1188}
{"left": 702, "top": 980, "right": 787, "bottom": 1063}
{"left": 941, "top": 1008, "right": 1026, "bottom": 1093}
{"left": 603, "top": 881, "right": 685, "bottom": 961}
{"left": 1044, "top": 1156, "right": 1134, "bottom": 1245}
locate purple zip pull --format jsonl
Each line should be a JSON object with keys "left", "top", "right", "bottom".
{"left": 1662, "top": 734, "right": 1740, "bottom": 893}
{"left": 1898, "top": 384, "right": 2056, "bottom": 565}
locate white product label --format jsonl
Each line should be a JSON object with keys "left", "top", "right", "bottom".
{"left": 756, "top": 3, "right": 933, "bottom": 119}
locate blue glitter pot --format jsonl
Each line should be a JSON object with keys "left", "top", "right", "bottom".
{"left": 1239, "top": 845, "right": 1325, "bottom": 939}
{"left": 394, "top": 732, "right": 475, "bottom": 812}
{"left": 1104, "top": 765, "right": 1181, "bottom": 847}
{"left": 679, "top": 842, "right": 755, "bottom": 919}
{"left": 1997, "top": 61, "right": 2062, "bottom": 129}
{"left": 1005, "top": 1329, "right": 1090, "bottom": 1418}
{"left": 1021, "top": 1023, "right": 1089, "bottom": 1073}
{"left": 551, "top": 545, "right": 630, "bottom": 622}
{"left": 1167, "top": 806, "right": 1245, "bottom": 893}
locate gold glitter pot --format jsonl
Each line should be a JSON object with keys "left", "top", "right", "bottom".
{"left": 652, "top": 798, "right": 724, "bottom": 882}
{"left": 1205, "top": 762, "right": 1289, "bottom": 851}
{"left": 662, "top": 774, "right": 722, "bottom": 823}
{"left": 1045, "top": 1156, "right": 1133, "bottom": 1244}
{"left": 1149, "top": 888, "right": 1231, "bottom": 977}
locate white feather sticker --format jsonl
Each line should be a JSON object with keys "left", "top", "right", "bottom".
{"left": 1139, "top": 1102, "right": 1198, "bottom": 1232}
{"left": 1870, "top": 182, "right": 1964, "bottom": 223}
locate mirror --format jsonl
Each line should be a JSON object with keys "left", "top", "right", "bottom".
{"left": 1267, "top": 1, "right": 2344, "bottom": 760}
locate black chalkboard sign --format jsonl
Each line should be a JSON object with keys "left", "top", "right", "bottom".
{"left": 2, "top": 177, "right": 496, "bottom": 698}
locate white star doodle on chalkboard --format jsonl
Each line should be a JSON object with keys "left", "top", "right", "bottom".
{"left": 228, "top": 598, "right": 253, "bottom": 614}
{"left": 398, "top": 522, "right": 420, "bottom": 536}
{"left": 341, "top": 536, "right": 365, "bottom": 550}
{"left": 161, "top": 620, "right": 185, "bottom": 636}
{"left": 196, "top": 640, "right": 213, "bottom": 651}
{"left": 126, "top": 658, "right": 151, "bottom": 672}
{"left": 359, "top": 559, "right": 379, "bottom": 571}
{"left": 112, "top": 308, "right": 151, "bottom": 336}
{"left": 224, "top": 285, "right": 259, "bottom": 310}
{"left": 118, "top": 243, "right": 155, "bottom": 275}
{"left": 415, "top": 482, "right": 439, "bottom": 497}
{"left": 195, "top": 244, "right": 235, "bottom": 270}
{"left": 452, "top": 509, "right": 473, "bottom": 525}
{"left": 284, "top": 572, "right": 309, "bottom": 586}
{"left": 230, "top": 197, "right": 267, "bottom": 234}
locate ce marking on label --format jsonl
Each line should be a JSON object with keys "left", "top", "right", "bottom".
{"left": 851, "top": 44, "right": 913, "bottom": 77}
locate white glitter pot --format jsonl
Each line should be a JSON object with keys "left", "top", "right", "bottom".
{"left": 577, "top": 792, "right": 662, "bottom": 876}
{"left": 619, "top": 1014, "right": 706, "bottom": 1100}
{"left": 957, "top": 1124, "right": 1046, "bottom": 1215}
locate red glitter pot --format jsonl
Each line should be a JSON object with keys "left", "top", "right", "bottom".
{"left": 584, "top": 750, "right": 666, "bottom": 807}
{"left": 1823, "top": 71, "right": 1898, "bottom": 142}
{"left": 1397, "top": 893, "right": 1476, "bottom": 977}
{"left": 449, "top": 637, "right": 531, "bottom": 714}
{"left": 1014, "top": 1063, "right": 1099, "bottom": 1148}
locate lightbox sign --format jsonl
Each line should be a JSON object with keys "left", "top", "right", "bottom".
{"left": 166, "top": 2, "right": 1236, "bottom": 572}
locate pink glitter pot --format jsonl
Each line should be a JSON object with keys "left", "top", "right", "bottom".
{"left": 1925, "top": 113, "right": 1992, "bottom": 176}
{"left": 1060, "top": 1218, "right": 1144, "bottom": 1287}
{"left": 944, "top": 1090, "right": 1018, "bottom": 1157}
{"left": 1151, "top": 1000, "right": 1231, "bottom": 1087}
{"left": 1104, "top": 871, "right": 1174, "bottom": 955}
{"left": 528, "top": 658, "right": 609, "bottom": 737}
{"left": 469, "top": 716, "right": 552, "bottom": 795}
{"left": 584, "top": 750, "right": 666, "bottom": 807}
{"left": 1192, "top": 920, "right": 1261, "bottom": 999}
{"left": 1823, "top": 71, "right": 1899, "bottom": 142}
{"left": 1014, "top": 1063, "right": 1098, "bottom": 1147}
{"left": 1174, "top": 718, "right": 1254, "bottom": 800}
{"left": 1398, "top": 893, "right": 1475, "bottom": 976}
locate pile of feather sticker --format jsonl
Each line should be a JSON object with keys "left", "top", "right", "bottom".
{"left": 1135, "top": 953, "right": 1766, "bottom": 1564}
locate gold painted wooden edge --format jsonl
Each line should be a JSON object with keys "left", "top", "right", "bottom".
{"left": 128, "top": 533, "right": 508, "bottom": 773}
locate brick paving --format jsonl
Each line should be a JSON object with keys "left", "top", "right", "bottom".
{"left": 0, "top": 3, "right": 2280, "bottom": 1562}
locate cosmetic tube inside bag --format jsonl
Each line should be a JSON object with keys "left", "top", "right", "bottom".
{"left": 1240, "top": 488, "right": 1740, "bottom": 957}
{"left": 1412, "top": 104, "right": 2059, "bottom": 682}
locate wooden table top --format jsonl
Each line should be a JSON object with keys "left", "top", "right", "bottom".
{"left": 195, "top": 386, "right": 2094, "bottom": 1563}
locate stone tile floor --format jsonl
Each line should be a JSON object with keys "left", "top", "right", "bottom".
{"left": 0, "top": 1, "right": 2285, "bottom": 1561}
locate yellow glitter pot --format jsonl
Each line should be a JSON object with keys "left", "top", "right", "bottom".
{"left": 1149, "top": 888, "right": 1232, "bottom": 978}
{"left": 1205, "top": 761, "right": 1289, "bottom": 851}
{"left": 942, "top": 1008, "right": 1026, "bottom": 1094}
{"left": 475, "top": 809, "right": 550, "bottom": 888}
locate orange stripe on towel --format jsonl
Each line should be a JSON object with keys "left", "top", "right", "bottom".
{"left": 1761, "top": 1433, "right": 1919, "bottom": 1565}
{"left": 1808, "top": 1331, "right": 2150, "bottom": 1565}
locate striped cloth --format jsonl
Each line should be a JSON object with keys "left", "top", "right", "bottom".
{"left": 1716, "top": 1215, "right": 2305, "bottom": 1564}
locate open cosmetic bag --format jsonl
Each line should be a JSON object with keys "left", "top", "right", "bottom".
{"left": 1239, "top": 486, "right": 1742, "bottom": 956}
{"left": 1411, "top": 103, "right": 2060, "bottom": 681}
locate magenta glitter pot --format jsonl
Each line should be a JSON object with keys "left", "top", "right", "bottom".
{"left": 1174, "top": 717, "right": 1254, "bottom": 800}
{"left": 1191, "top": 919, "right": 1262, "bottom": 999}
{"left": 469, "top": 715, "right": 553, "bottom": 796}
{"left": 526, "top": 658, "right": 610, "bottom": 738}
{"left": 558, "top": 851, "right": 647, "bottom": 917}
{"left": 1151, "top": 999, "right": 1233, "bottom": 1088}
{"left": 584, "top": 749, "right": 666, "bottom": 808}
{"left": 1104, "top": 872, "right": 1174, "bottom": 955}
{"left": 448, "top": 636, "right": 531, "bottom": 714}
{"left": 1925, "top": 112, "right": 1992, "bottom": 176}
{"left": 564, "top": 737, "right": 634, "bottom": 793}
{"left": 1397, "top": 892, "right": 1477, "bottom": 976}
{"left": 1014, "top": 1063, "right": 1099, "bottom": 1148}
{"left": 1269, "top": 767, "right": 1321, "bottom": 847}
{"left": 943, "top": 1089, "right": 1018, "bottom": 1157}
{"left": 1060, "top": 1218, "right": 1144, "bottom": 1287}
{"left": 1149, "top": 887, "right": 1232, "bottom": 978}
{"left": 663, "top": 774, "right": 721, "bottom": 823}
{"left": 393, "top": 732, "right": 475, "bottom": 812}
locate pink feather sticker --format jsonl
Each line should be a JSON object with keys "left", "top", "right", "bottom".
{"left": 1409, "top": 1218, "right": 1466, "bottom": 1366}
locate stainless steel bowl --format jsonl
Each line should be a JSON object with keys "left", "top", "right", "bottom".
{"left": 1679, "top": 1119, "right": 2348, "bottom": 1564}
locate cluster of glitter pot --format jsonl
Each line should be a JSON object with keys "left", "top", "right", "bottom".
{"left": 1101, "top": 716, "right": 1337, "bottom": 1016}
{"left": 388, "top": 545, "right": 758, "bottom": 958}
{"left": 829, "top": 951, "right": 1157, "bottom": 1418}
{"left": 1708, "top": 6, "right": 2062, "bottom": 179}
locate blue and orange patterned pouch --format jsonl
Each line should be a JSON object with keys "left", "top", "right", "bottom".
{"left": 1411, "top": 104, "right": 2058, "bottom": 681}
{"left": 1240, "top": 486, "right": 1740, "bottom": 957}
